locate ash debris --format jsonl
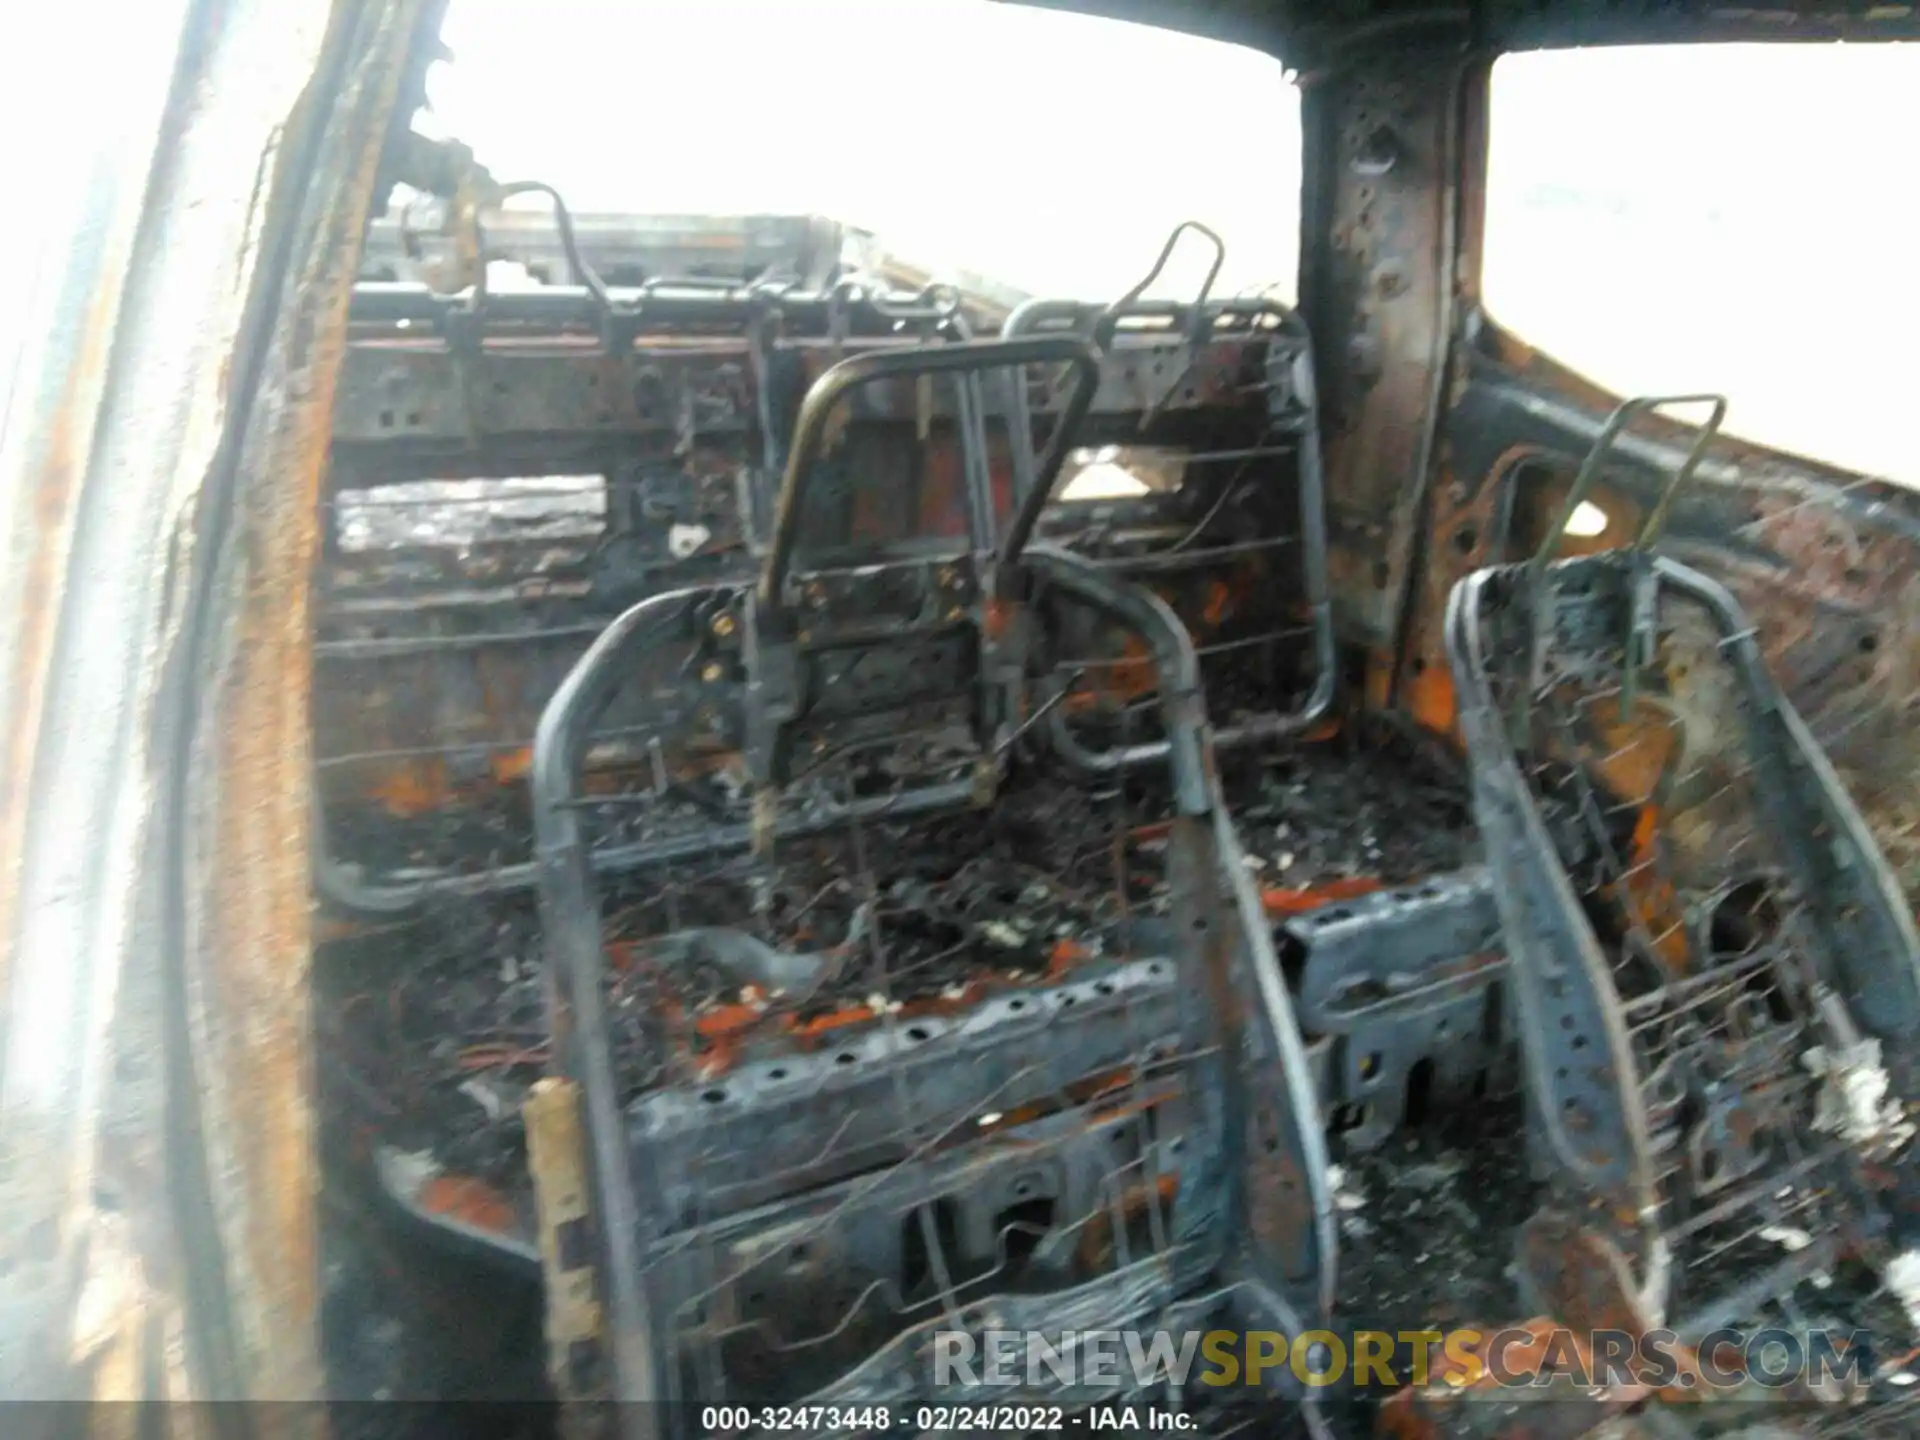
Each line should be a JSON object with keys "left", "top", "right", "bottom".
{"left": 317, "top": 893, "right": 548, "bottom": 1187}
{"left": 1330, "top": 1090, "right": 1538, "bottom": 1343}
{"left": 1228, "top": 722, "right": 1477, "bottom": 885}
{"left": 318, "top": 731, "right": 1479, "bottom": 1195}
{"left": 328, "top": 787, "right": 536, "bottom": 880}
{"left": 319, "top": 766, "right": 1163, "bottom": 1188}
{"left": 1805, "top": 1038, "right": 1917, "bottom": 1158}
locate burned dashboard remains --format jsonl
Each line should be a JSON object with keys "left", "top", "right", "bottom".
{"left": 314, "top": 203, "right": 1920, "bottom": 1440}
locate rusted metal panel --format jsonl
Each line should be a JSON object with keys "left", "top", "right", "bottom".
{"left": 183, "top": 0, "right": 430, "bottom": 1406}
{"left": 0, "top": 0, "right": 429, "bottom": 1412}
{"left": 328, "top": 334, "right": 1267, "bottom": 446}
{"left": 1301, "top": 46, "right": 1468, "bottom": 655}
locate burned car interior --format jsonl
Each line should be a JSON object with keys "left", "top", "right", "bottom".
{"left": 297, "top": 7, "right": 1920, "bottom": 1439}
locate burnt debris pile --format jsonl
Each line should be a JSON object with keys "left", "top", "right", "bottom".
{"left": 321, "top": 734, "right": 1483, "bottom": 1184}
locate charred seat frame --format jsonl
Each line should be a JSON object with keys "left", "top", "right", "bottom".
{"left": 1446, "top": 396, "right": 1920, "bottom": 1336}
{"left": 528, "top": 322, "right": 1336, "bottom": 1421}
{"left": 1002, "top": 222, "right": 1337, "bottom": 775}
{"left": 317, "top": 241, "right": 1337, "bottom": 918}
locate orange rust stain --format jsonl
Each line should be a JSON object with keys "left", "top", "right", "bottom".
{"left": 666, "top": 959, "right": 1160, "bottom": 1079}
{"left": 987, "top": 449, "right": 1016, "bottom": 525}
{"left": 1088, "top": 635, "right": 1157, "bottom": 706}
{"left": 1100, "top": 636, "right": 1158, "bottom": 704}
{"left": 195, "top": 16, "right": 437, "bottom": 1401}
{"left": 1555, "top": 700, "right": 1687, "bottom": 968}
{"left": 1372, "top": 1390, "right": 1434, "bottom": 1440}
{"left": 1261, "top": 876, "right": 1383, "bottom": 918}
{"left": 584, "top": 753, "right": 721, "bottom": 793}
{"left": 789, "top": 1005, "right": 879, "bottom": 1043}
{"left": 418, "top": 1174, "right": 518, "bottom": 1236}
{"left": 1201, "top": 578, "right": 1233, "bottom": 627}
{"left": 1363, "top": 652, "right": 1398, "bottom": 716}
{"left": 1403, "top": 661, "right": 1458, "bottom": 741}
{"left": 849, "top": 467, "right": 889, "bottom": 542}
{"left": 1378, "top": 1313, "right": 1731, "bottom": 1436}
{"left": 314, "top": 915, "right": 371, "bottom": 944}
{"left": 1070, "top": 1066, "right": 1138, "bottom": 1105}
{"left": 1062, "top": 690, "right": 1101, "bottom": 716}
{"left": 901, "top": 978, "right": 995, "bottom": 1019}
{"left": 1616, "top": 804, "right": 1689, "bottom": 972}
{"left": 1076, "top": 1171, "right": 1182, "bottom": 1271}
{"left": 369, "top": 758, "right": 452, "bottom": 816}
{"left": 695, "top": 1002, "right": 765, "bottom": 1041}
{"left": 1449, "top": 1317, "right": 1572, "bottom": 1388}
{"left": 456, "top": 1044, "right": 547, "bottom": 1071}
{"left": 489, "top": 746, "right": 532, "bottom": 785}
{"left": 679, "top": 969, "right": 1094, "bottom": 1078}
{"left": 1300, "top": 713, "right": 1343, "bottom": 744}
{"left": 1047, "top": 938, "right": 1088, "bottom": 978}
{"left": 689, "top": 1000, "right": 767, "bottom": 1076}
{"left": 918, "top": 431, "right": 968, "bottom": 540}
{"left": 335, "top": 749, "right": 721, "bottom": 814}
{"left": 971, "top": 1076, "right": 1159, "bottom": 1152}
{"left": 983, "top": 595, "right": 1017, "bottom": 644}
{"left": 991, "top": 1100, "right": 1051, "bottom": 1130}
{"left": 1584, "top": 707, "right": 1678, "bottom": 807}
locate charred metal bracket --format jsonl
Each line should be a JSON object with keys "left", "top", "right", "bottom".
{"left": 748, "top": 334, "right": 1103, "bottom": 849}
{"left": 530, "top": 542, "right": 1335, "bottom": 1413}
{"left": 1519, "top": 394, "right": 1726, "bottom": 719}
{"left": 1287, "top": 869, "right": 1510, "bottom": 1151}
{"left": 1083, "top": 220, "right": 1227, "bottom": 390}
{"left": 777, "top": 276, "right": 996, "bottom": 539}
{"left": 759, "top": 333, "right": 1102, "bottom": 613}
{"left": 780, "top": 1272, "right": 1320, "bottom": 1420}
{"left": 310, "top": 567, "right": 979, "bottom": 915}
{"left": 1448, "top": 546, "right": 1920, "bottom": 1328}
{"left": 525, "top": 1077, "right": 609, "bottom": 1404}
{"left": 632, "top": 953, "right": 1187, "bottom": 1223}
{"left": 442, "top": 180, "right": 617, "bottom": 360}
{"left": 675, "top": 1104, "right": 1216, "bottom": 1414}
{"left": 361, "top": 225, "right": 977, "bottom": 465}
{"left": 435, "top": 179, "right": 635, "bottom": 440}
{"left": 352, "top": 272, "right": 985, "bottom": 346}
{"left": 779, "top": 1265, "right": 1215, "bottom": 1414}
{"left": 1000, "top": 240, "right": 1337, "bottom": 773}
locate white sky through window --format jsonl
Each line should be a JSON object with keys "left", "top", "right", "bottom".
{"left": 1487, "top": 45, "right": 1920, "bottom": 484}
{"left": 425, "top": 0, "right": 1302, "bottom": 302}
